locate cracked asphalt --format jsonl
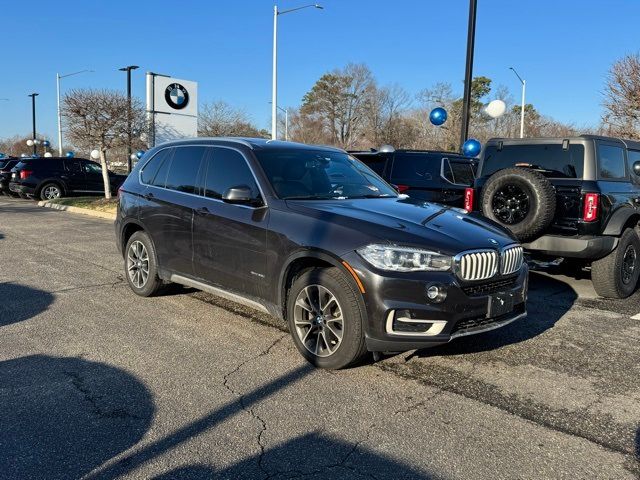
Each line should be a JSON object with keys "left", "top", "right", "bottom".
{"left": 0, "top": 196, "right": 638, "bottom": 479}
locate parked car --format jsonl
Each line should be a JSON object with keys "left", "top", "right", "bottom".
{"left": 349, "top": 146, "right": 476, "bottom": 207}
{"left": 468, "top": 135, "right": 640, "bottom": 298}
{"left": 0, "top": 158, "right": 19, "bottom": 195}
{"left": 8, "top": 157, "right": 126, "bottom": 200}
{"left": 116, "top": 138, "right": 527, "bottom": 369}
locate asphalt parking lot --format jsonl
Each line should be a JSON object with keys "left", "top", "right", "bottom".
{"left": 0, "top": 196, "right": 638, "bottom": 479}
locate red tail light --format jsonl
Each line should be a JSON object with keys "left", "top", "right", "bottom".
{"left": 464, "top": 188, "right": 474, "bottom": 212}
{"left": 583, "top": 193, "right": 599, "bottom": 222}
{"left": 395, "top": 184, "right": 410, "bottom": 194}
{"left": 19, "top": 170, "right": 33, "bottom": 180}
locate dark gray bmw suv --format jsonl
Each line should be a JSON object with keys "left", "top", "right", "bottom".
{"left": 116, "top": 138, "right": 528, "bottom": 369}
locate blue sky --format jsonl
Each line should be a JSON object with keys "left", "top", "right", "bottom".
{"left": 1, "top": 0, "right": 638, "bottom": 144}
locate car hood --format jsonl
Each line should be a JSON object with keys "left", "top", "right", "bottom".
{"left": 286, "top": 197, "right": 517, "bottom": 255}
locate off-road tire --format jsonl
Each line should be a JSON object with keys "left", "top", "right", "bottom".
{"left": 124, "top": 230, "right": 163, "bottom": 297}
{"left": 480, "top": 168, "right": 556, "bottom": 242}
{"left": 286, "top": 267, "right": 368, "bottom": 369}
{"left": 591, "top": 228, "right": 640, "bottom": 299}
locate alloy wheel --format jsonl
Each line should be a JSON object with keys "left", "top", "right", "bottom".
{"left": 492, "top": 184, "right": 530, "bottom": 225}
{"left": 293, "top": 284, "right": 344, "bottom": 357}
{"left": 127, "top": 241, "right": 150, "bottom": 289}
{"left": 43, "top": 185, "right": 61, "bottom": 200}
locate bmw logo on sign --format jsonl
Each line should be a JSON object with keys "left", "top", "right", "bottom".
{"left": 165, "top": 83, "right": 189, "bottom": 110}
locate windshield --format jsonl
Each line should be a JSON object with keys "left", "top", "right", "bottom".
{"left": 254, "top": 149, "right": 398, "bottom": 200}
{"left": 482, "top": 144, "right": 585, "bottom": 178}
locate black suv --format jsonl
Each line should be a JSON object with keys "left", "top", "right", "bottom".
{"left": 116, "top": 138, "right": 527, "bottom": 369}
{"left": 9, "top": 157, "right": 126, "bottom": 200}
{"left": 349, "top": 147, "right": 476, "bottom": 207}
{"left": 469, "top": 135, "right": 640, "bottom": 298}
{"left": 0, "top": 158, "right": 19, "bottom": 195}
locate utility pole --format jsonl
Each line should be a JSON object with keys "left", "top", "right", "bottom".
{"left": 459, "top": 0, "right": 477, "bottom": 150}
{"left": 28, "top": 93, "right": 39, "bottom": 155}
{"left": 120, "top": 65, "right": 139, "bottom": 172}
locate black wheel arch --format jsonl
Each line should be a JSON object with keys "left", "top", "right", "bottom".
{"left": 278, "top": 249, "right": 362, "bottom": 320}
{"left": 602, "top": 208, "right": 640, "bottom": 236}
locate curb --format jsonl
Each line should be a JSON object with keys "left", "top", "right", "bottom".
{"left": 37, "top": 201, "right": 116, "bottom": 220}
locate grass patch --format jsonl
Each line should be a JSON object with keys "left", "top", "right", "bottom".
{"left": 47, "top": 196, "right": 118, "bottom": 214}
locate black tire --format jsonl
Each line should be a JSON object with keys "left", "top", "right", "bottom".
{"left": 286, "top": 267, "right": 368, "bottom": 369}
{"left": 480, "top": 168, "right": 556, "bottom": 242}
{"left": 591, "top": 228, "right": 640, "bottom": 299}
{"left": 124, "top": 231, "right": 163, "bottom": 297}
{"left": 39, "top": 182, "right": 64, "bottom": 201}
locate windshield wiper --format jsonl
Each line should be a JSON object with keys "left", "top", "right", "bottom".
{"left": 285, "top": 195, "right": 344, "bottom": 200}
{"left": 345, "top": 194, "right": 395, "bottom": 199}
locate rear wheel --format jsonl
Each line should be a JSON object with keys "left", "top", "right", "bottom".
{"left": 39, "top": 183, "right": 63, "bottom": 201}
{"left": 124, "top": 231, "right": 163, "bottom": 297}
{"left": 286, "top": 267, "right": 368, "bottom": 369}
{"left": 591, "top": 228, "right": 640, "bottom": 299}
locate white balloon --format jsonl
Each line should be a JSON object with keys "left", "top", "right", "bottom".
{"left": 130, "top": 153, "right": 138, "bottom": 161}
{"left": 90, "top": 149, "right": 100, "bottom": 160}
{"left": 485, "top": 99, "right": 507, "bottom": 119}
{"left": 44, "top": 152, "right": 53, "bottom": 158}
{"left": 26, "top": 139, "right": 34, "bottom": 146}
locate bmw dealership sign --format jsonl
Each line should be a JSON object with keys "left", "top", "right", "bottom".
{"left": 146, "top": 73, "right": 198, "bottom": 147}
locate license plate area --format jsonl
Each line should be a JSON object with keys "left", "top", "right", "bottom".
{"left": 487, "top": 292, "right": 514, "bottom": 318}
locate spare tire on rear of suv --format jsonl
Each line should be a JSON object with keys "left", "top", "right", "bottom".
{"left": 480, "top": 167, "right": 556, "bottom": 242}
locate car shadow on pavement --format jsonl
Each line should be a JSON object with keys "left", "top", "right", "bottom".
{"left": 410, "top": 272, "right": 577, "bottom": 358}
{"left": 0, "top": 355, "right": 154, "bottom": 479}
{"left": 152, "top": 433, "right": 436, "bottom": 479}
{"left": 0, "top": 282, "right": 55, "bottom": 327}
{"left": 86, "top": 363, "right": 438, "bottom": 480}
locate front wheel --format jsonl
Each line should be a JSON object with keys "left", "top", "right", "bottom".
{"left": 591, "top": 228, "right": 640, "bottom": 299}
{"left": 286, "top": 267, "right": 368, "bottom": 369}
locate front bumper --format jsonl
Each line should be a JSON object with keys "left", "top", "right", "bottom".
{"left": 523, "top": 234, "right": 618, "bottom": 260}
{"left": 341, "top": 252, "right": 528, "bottom": 352}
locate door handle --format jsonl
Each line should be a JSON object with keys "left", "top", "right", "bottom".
{"left": 143, "top": 192, "right": 154, "bottom": 200}
{"left": 195, "top": 206, "right": 210, "bottom": 215}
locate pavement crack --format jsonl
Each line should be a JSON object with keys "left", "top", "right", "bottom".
{"left": 65, "top": 370, "right": 141, "bottom": 420}
{"left": 221, "top": 334, "right": 288, "bottom": 478}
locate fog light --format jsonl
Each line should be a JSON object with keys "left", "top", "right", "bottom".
{"left": 426, "top": 284, "right": 447, "bottom": 303}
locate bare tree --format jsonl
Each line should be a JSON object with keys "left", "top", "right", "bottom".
{"left": 602, "top": 53, "right": 640, "bottom": 138}
{"left": 199, "top": 101, "right": 265, "bottom": 138}
{"left": 301, "top": 63, "right": 375, "bottom": 149}
{"left": 62, "top": 89, "right": 146, "bottom": 199}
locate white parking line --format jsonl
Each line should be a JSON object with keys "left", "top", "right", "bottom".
{"left": 631, "top": 313, "right": 640, "bottom": 320}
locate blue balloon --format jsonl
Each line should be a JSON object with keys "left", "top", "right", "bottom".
{"left": 65, "top": 151, "right": 75, "bottom": 158}
{"left": 136, "top": 150, "right": 145, "bottom": 159}
{"left": 429, "top": 107, "right": 448, "bottom": 126}
{"left": 42, "top": 140, "right": 50, "bottom": 147}
{"left": 0, "top": 153, "right": 5, "bottom": 158}
{"left": 462, "top": 139, "right": 482, "bottom": 157}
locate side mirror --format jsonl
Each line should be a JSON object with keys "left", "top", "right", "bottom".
{"left": 222, "top": 185, "right": 254, "bottom": 204}
{"left": 633, "top": 161, "right": 640, "bottom": 176}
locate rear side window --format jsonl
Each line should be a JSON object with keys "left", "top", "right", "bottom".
{"left": 141, "top": 149, "right": 171, "bottom": 185}
{"left": 482, "top": 144, "right": 585, "bottom": 178}
{"left": 390, "top": 154, "right": 442, "bottom": 187}
{"left": 443, "top": 159, "right": 475, "bottom": 185}
{"left": 65, "top": 159, "right": 82, "bottom": 173}
{"left": 203, "top": 147, "right": 259, "bottom": 200}
{"left": 597, "top": 144, "right": 626, "bottom": 180}
{"left": 164, "top": 146, "right": 206, "bottom": 194}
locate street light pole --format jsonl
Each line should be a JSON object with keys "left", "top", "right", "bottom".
{"left": 28, "top": 93, "right": 38, "bottom": 155}
{"left": 459, "top": 0, "right": 477, "bottom": 150}
{"left": 271, "top": 3, "right": 323, "bottom": 140}
{"left": 120, "top": 65, "right": 139, "bottom": 172}
{"left": 56, "top": 69, "right": 93, "bottom": 156}
{"left": 510, "top": 67, "right": 526, "bottom": 138}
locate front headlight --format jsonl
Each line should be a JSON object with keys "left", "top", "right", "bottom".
{"left": 356, "top": 244, "right": 452, "bottom": 272}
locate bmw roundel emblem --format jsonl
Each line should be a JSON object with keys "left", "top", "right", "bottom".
{"left": 488, "top": 238, "right": 498, "bottom": 245}
{"left": 165, "top": 83, "right": 189, "bottom": 110}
